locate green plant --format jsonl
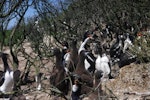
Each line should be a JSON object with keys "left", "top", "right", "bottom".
{"left": 130, "top": 31, "right": 150, "bottom": 63}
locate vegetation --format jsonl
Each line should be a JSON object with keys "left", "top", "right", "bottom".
{"left": 0, "top": 0, "right": 150, "bottom": 99}
{"left": 1, "top": 0, "right": 150, "bottom": 56}
{"left": 0, "top": 30, "right": 11, "bottom": 46}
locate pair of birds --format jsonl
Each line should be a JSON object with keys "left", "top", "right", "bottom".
{"left": 109, "top": 33, "right": 136, "bottom": 67}
{"left": 0, "top": 52, "right": 21, "bottom": 99}
{"left": 71, "top": 32, "right": 111, "bottom": 100}
{"left": 79, "top": 32, "right": 111, "bottom": 80}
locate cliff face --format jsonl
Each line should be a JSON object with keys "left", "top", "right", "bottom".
{"left": 102, "top": 63, "right": 150, "bottom": 100}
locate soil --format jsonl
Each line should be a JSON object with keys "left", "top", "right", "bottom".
{"left": 0, "top": 42, "right": 150, "bottom": 100}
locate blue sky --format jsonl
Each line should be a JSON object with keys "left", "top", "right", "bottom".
{"left": 7, "top": 0, "right": 62, "bottom": 29}
{"left": 25, "top": 7, "right": 37, "bottom": 18}
{"left": 7, "top": 9, "right": 36, "bottom": 29}
{"left": 7, "top": 7, "right": 37, "bottom": 29}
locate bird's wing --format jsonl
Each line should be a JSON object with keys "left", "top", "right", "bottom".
{"left": 0, "top": 71, "right": 4, "bottom": 86}
{"left": 13, "top": 70, "right": 21, "bottom": 82}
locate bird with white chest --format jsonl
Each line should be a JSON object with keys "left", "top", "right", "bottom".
{"left": 94, "top": 44, "right": 110, "bottom": 80}
{"left": 78, "top": 35, "right": 96, "bottom": 74}
{"left": 0, "top": 53, "right": 14, "bottom": 94}
{"left": 0, "top": 52, "right": 20, "bottom": 95}
{"left": 123, "top": 33, "right": 133, "bottom": 53}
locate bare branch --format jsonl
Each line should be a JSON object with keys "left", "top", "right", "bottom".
{"left": 0, "top": 0, "right": 23, "bottom": 18}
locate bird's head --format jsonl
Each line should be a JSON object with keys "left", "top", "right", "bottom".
{"left": 0, "top": 52, "right": 9, "bottom": 59}
{"left": 50, "top": 47, "right": 61, "bottom": 56}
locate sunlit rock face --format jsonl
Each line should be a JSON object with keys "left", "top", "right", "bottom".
{"left": 102, "top": 63, "right": 150, "bottom": 100}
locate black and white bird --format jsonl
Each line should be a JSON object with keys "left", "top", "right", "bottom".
{"left": 71, "top": 76, "right": 81, "bottom": 100}
{"left": 78, "top": 36, "right": 96, "bottom": 74}
{"left": 50, "top": 48, "right": 69, "bottom": 95}
{"left": 69, "top": 39, "right": 79, "bottom": 72}
{"left": 123, "top": 33, "right": 133, "bottom": 53}
{"left": 0, "top": 52, "right": 21, "bottom": 98}
{"left": 110, "top": 34, "right": 124, "bottom": 61}
{"left": 84, "top": 52, "right": 96, "bottom": 74}
{"left": 95, "top": 54, "right": 110, "bottom": 79}
{"left": 61, "top": 41, "right": 70, "bottom": 74}
{"left": 35, "top": 72, "right": 43, "bottom": 91}
{"left": 94, "top": 44, "right": 111, "bottom": 81}
{"left": 74, "top": 36, "right": 95, "bottom": 95}
{"left": 78, "top": 37, "right": 90, "bottom": 54}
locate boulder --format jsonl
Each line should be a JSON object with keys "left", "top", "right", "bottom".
{"left": 102, "top": 63, "right": 150, "bottom": 100}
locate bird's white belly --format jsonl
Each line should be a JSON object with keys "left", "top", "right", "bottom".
{"left": 96, "top": 57, "right": 110, "bottom": 75}
{"left": 72, "top": 84, "right": 78, "bottom": 92}
{"left": 64, "top": 53, "right": 71, "bottom": 65}
{"left": 95, "top": 56, "right": 102, "bottom": 71}
{"left": 101, "top": 62, "right": 110, "bottom": 75}
{"left": 0, "top": 71, "right": 14, "bottom": 93}
{"left": 84, "top": 59, "right": 90, "bottom": 70}
{"left": 64, "top": 53, "right": 70, "bottom": 61}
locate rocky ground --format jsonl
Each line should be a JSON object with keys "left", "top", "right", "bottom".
{"left": 103, "top": 63, "right": 150, "bottom": 100}
{"left": 0, "top": 42, "right": 150, "bottom": 100}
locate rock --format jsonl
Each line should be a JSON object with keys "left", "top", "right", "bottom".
{"left": 102, "top": 63, "right": 150, "bottom": 100}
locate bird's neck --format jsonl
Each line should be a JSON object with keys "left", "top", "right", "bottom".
{"left": 97, "top": 53, "right": 102, "bottom": 58}
{"left": 56, "top": 54, "right": 62, "bottom": 61}
{"left": 97, "top": 54, "right": 101, "bottom": 58}
{"left": 119, "top": 39, "right": 123, "bottom": 45}
{"left": 55, "top": 55, "right": 63, "bottom": 67}
{"left": 127, "top": 36, "right": 130, "bottom": 41}
{"left": 2, "top": 58, "right": 10, "bottom": 72}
